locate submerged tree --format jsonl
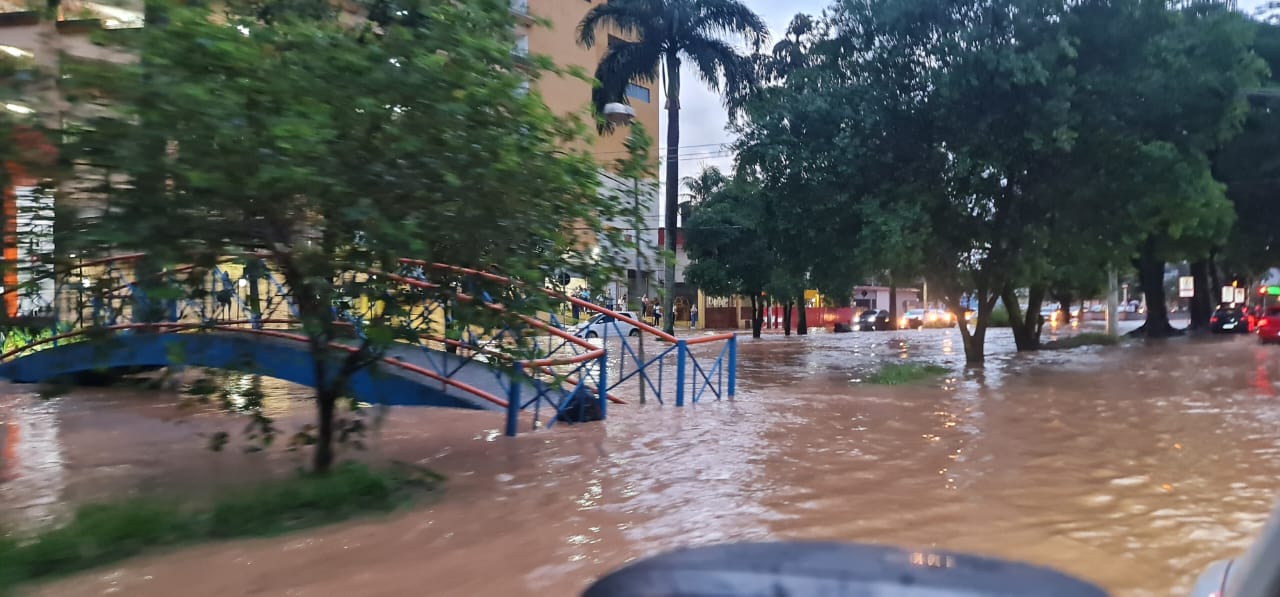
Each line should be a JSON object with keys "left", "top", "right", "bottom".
{"left": 62, "top": 0, "right": 624, "bottom": 472}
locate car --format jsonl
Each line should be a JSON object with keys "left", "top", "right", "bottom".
{"left": 857, "top": 309, "right": 893, "bottom": 331}
{"left": 1258, "top": 306, "right": 1280, "bottom": 343}
{"left": 585, "top": 542, "right": 1107, "bottom": 596}
{"left": 900, "top": 308, "right": 957, "bottom": 329}
{"left": 1211, "top": 302, "right": 1254, "bottom": 334}
{"left": 1190, "top": 500, "right": 1280, "bottom": 596}
{"left": 1039, "top": 304, "right": 1082, "bottom": 325}
{"left": 573, "top": 312, "right": 642, "bottom": 339}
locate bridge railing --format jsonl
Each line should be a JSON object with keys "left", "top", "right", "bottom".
{"left": 5, "top": 254, "right": 737, "bottom": 434}
{"left": 418, "top": 262, "right": 738, "bottom": 406}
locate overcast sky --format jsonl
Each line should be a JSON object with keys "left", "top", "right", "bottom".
{"left": 657, "top": 0, "right": 1272, "bottom": 207}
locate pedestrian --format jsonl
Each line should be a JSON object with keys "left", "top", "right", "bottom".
{"left": 653, "top": 304, "right": 662, "bottom": 328}
{"left": 690, "top": 305, "right": 698, "bottom": 329}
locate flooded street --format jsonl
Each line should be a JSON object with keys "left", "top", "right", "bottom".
{"left": 7, "top": 323, "right": 1280, "bottom": 596}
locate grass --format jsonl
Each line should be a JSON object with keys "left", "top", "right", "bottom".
{"left": 0, "top": 462, "right": 441, "bottom": 592}
{"left": 1041, "top": 332, "right": 1121, "bottom": 350}
{"left": 864, "top": 362, "right": 950, "bottom": 385}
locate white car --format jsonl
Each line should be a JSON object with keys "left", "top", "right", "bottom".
{"left": 573, "top": 312, "right": 642, "bottom": 339}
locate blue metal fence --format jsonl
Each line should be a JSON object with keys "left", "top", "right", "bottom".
{"left": 3, "top": 255, "right": 738, "bottom": 436}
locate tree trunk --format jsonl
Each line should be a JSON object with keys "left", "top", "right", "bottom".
{"left": 750, "top": 294, "right": 762, "bottom": 338}
{"left": 1189, "top": 259, "right": 1212, "bottom": 330}
{"left": 1001, "top": 284, "right": 1043, "bottom": 352}
{"left": 661, "top": 53, "right": 681, "bottom": 337}
{"left": 782, "top": 300, "right": 792, "bottom": 336}
{"left": 797, "top": 296, "right": 808, "bottom": 335}
{"left": 953, "top": 291, "right": 994, "bottom": 365}
{"left": 1057, "top": 291, "right": 1074, "bottom": 326}
{"left": 1133, "top": 239, "right": 1177, "bottom": 337}
{"left": 314, "top": 387, "right": 337, "bottom": 474}
{"left": 1209, "top": 249, "right": 1222, "bottom": 295}
{"left": 888, "top": 281, "right": 899, "bottom": 330}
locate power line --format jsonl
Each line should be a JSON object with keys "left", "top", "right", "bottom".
{"left": 588, "top": 141, "right": 736, "bottom": 158}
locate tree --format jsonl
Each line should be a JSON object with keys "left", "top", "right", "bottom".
{"left": 728, "top": 0, "right": 1259, "bottom": 362}
{"left": 1090, "top": 3, "right": 1259, "bottom": 335}
{"left": 63, "top": 0, "right": 623, "bottom": 473}
{"left": 682, "top": 165, "right": 726, "bottom": 205}
{"left": 1214, "top": 20, "right": 1280, "bottom": 294}
{"left": 578, "top": 0, "right": 768, "bottom": 335}
{"left": 683, "top": 174, "right": 772, "bottom": 337}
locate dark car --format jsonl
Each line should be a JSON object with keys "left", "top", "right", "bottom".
{"left": 1211, "top": 302, "right": 1254, "bottom": 334}
{"left": 857, "top": 309, "right": 893, "bottom": 331}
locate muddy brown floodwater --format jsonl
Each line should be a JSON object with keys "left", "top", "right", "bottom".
{"left": 6, "top": 322, "right": 1280, "bottom": 596}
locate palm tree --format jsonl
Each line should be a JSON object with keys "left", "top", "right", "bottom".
{"left": 682, "top": 165, "right": 727, "bottom": 204}
{"left": 578, "top": 0, "right": 767, "bottom": 335}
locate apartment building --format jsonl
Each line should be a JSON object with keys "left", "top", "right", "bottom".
{"left": 0, "top": 2, "right": 137, "bottom": 318}
{"left": 0, "top": 2, "right": 660, "bottom": 316}
{"left": 516, "top": 0, "right": 661, "bottom": 307}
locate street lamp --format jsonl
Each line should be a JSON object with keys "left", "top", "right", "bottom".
{"left": 603, "top": 102, "right": 636, "bottom": 126}
{"left": 603, "top": 102, "right": 646, "bottom": 309}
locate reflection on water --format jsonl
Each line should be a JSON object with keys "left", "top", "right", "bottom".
{"left": 0, "top": 399, "right": 66, "bottom": 531}
{"left": 9, "top": 324, "right": 1280, "bottom": 596}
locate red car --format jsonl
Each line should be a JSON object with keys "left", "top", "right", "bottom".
{"left": 1257, "top": 306, "right": 1280, "bottom": 343}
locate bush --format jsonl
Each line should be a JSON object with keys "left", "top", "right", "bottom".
{"left": 0, "top": 323, "right": 83, "bottom": 358}
{"left": 0, "top": 463, "right": 440, "bottom": 592}
{"left": 864, "top": 362, "right": 950, "bottom": 385}
{"left": 986, "top": 307, "right": 1011, "bottom": 327}
{"left": 1041, "top": 332, "right": 1120, "bottom": 350}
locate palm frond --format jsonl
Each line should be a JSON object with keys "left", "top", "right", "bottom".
{"left": 590, "top": 38, "right": 663, "bottom": 133}
{"left": 592, "top": 38, "right": 662, "bottom": 106}
{"left": 690, "top": 0, "right": 769, "bottom": 51}
{"left": 682, "top": 35, "right": 757, "bottom": 98}
{"left": 683, "top": 165, "right": 727, "bottom": 201}
{"left": 577, "top": 0, "right": 661, "bottom": 48}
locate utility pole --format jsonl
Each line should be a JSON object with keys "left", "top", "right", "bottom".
{"left": 1107, "top": 267, "right": 1119, "bottom": 337}
{"left": 633, "top": 178, "right": 644, "bottom": 306}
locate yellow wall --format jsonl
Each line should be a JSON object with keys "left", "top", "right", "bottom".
{"left": 527, "top": 0, "right": 660, "bottom": 168}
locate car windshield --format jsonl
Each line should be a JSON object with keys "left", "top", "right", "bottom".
{"left": 1267, "top": 306, "right": 1280, "bottom": 316}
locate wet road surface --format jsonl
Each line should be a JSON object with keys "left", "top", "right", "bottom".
{"left": 6, "top": 323, "right": 1280, "bottom": 596}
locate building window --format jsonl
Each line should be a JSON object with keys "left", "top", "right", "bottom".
{"left": 626, "top": 83, "right": 650, "bottom": 103}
